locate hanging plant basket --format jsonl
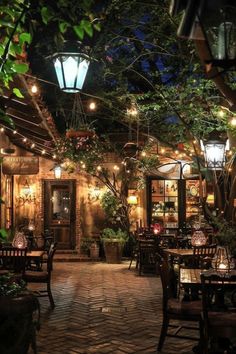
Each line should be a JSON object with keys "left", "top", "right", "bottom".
{"left": 66, "top": 128, "right": 95, "bottom": 139}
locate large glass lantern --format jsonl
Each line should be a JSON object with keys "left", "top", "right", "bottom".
{"left": 198, "top": 1, "right": 236, "bottom": 68}
{"left": 200, "top": 138, "right": 229, "bottom": 170}
{"left": 172, "top": 0, "right": 236, "bottom": 69}
{"left": 52, "top": 42, "right": 90, "bottom": 93}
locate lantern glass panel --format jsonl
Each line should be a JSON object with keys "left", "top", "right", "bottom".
{"left": 200, "top": 3, "right": 236, "bottom": 63}
{"left": 53, "top": 54, "right": 90, "bottom": 93}
{"left": 204, "top": 141, "right": 226, "bottom": 170}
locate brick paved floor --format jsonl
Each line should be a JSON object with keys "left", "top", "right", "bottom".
{"left": 28, "top": 261, "right": 199, "bottom": 354}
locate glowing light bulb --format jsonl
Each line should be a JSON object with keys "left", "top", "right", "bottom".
{"left": 31, "top": 84, "right": 38, "bottom": 94}
{"left": 13, "top": 130, "right": 17, "bottom": 134}
{"left": 89, "top": 101, "right": 96, "bottom": 110}
{"left": 230, "top": 117, "right": 236, "bottom": 126}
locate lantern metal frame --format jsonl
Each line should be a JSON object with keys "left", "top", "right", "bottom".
{"left": 200, "top": 138, "right": 229, "bottom": 170}
{"left": 171, "top": 0, "right": 236, "bottom": 69}
{"left": 51, "top": 41, "right": 91, "bottom": 93}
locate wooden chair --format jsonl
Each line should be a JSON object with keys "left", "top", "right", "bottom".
{"left": 193, "top": 244, "right": 217, "bottom": 269}
{"left": 157, "top": 257, "right": 202, "bottom": 352}
{"left": 23, "top": 243, "right": 57, "bottom": 309}
{"left": 138, "top": 238, "right": 158, "bottom": 275}
{"left": 0, "top": 247, "right": 27, "bottom": 276}
{"left": 201, "top": 270, "right": 236, "bottom": 354}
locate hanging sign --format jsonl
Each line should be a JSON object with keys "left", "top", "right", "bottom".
{"left": 2, "top": 156, "right": 39, "bottom": 175}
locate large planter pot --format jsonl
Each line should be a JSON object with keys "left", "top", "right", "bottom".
{"left": 0, "top": 294, "right": 40, "bottom": 354}
{"left": 104, "top": 241, "right": 123, "bottom": 263}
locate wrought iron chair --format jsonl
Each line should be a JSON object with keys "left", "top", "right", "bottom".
{"left": 157, "top": 257, "right": 203, "bottom": 352}
{"left": 23, "top": 243, "right": 57, "bottom": 309}
{"left": 201, "top": 270, "right": 236, "bottom": 354}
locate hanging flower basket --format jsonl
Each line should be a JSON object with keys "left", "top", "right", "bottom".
{"left": 66, "top": 128, "right": 95, "bottom": 139}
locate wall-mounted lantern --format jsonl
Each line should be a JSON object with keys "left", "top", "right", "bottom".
{"left": 127, "top": 194, "right": 138, "bottom": 205}
{"left": 53, "top": 165, "right": 62, "bottom": 179}
{"left": 16, "top": 180, "right": 36, "bottom": 205}
{"left": 200, "top": 136, "right": 229, "bottom": 170}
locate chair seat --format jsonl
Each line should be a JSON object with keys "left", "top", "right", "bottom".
{"left": 208, "top": 311, "right": 236, "bottom": 327}
{"left": 24, "top": 270, "right": 48, "bottom": 282}
{"left": 167, "top": 298, "right": 202, "bottom": 317}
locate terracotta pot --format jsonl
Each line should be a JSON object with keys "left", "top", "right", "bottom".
{"left": 66, "top": 129, "right": 94, "bottom": 138}
{"left": 104, "top": 241, "right": 123, "bottom": 263}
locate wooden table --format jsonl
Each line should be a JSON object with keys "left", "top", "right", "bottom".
{"left": 26, "top": 250, "right": 44, "bottom": 259}
{"left": 164, "top": 248, "right": 194, "bottom": 258}
{"left": 180, "top": 268, "right": 202, "bottom": 287}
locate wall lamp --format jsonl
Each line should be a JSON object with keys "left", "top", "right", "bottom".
{"left": 88, "top": 183, "right": 101, "bottom": 202}
{"left": 16, "top": 180, "right": 36, "bottom": 206}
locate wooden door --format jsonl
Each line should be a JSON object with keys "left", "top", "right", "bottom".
{"left": 43, "top": 180, "right": 76, "bottom": 249}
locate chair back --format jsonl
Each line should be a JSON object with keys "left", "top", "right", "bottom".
{"left": 193, "top": 244, "right": 217, "bottom": 268}
{"left": 1, "top": 247, "right": 27, "bottom": 274}
{"left": 158, "top": 258, "right": 178, "bottom": 304}
{"left": 201, "top": 270, "right": 236, "bottom": 330}
{"left": 47, "top": 243, "right": 57, "bottom": 273}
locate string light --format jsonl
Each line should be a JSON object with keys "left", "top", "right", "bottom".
{"left": 113, "top": 165, "right": 120, "bottom": 171}
{"left": 23, "top": 137, "right": 27, "bottom": 142}
{"left": 53, "top": 154, "right": 57, "bottom": 159}
{"left": 230, "top": 117, "right": 236, "bottom": 126}
{"left": 13, "top": 130, "right": 17, "bottom": 134}
{"left": 89, "top": 101, "right": 96, "bottom": 110}
{"left": 30, "top": 84, "right": 38, "bottom": 94}
{"left": 31, "top": 143, "right": 35, "bottom": 148}
{"left": 0, "top": 127, "right": 5, "bottom": 132}
{"left": 97, "top": 165, "right": 102, "bottom": 171}
{"left": 141, "top": 151, "right": 146, "bottom": 157}
{"left": 217, "top": 109, "right": 225, "bottom": 118}
{"left": 41, "top": 149, "right": 46, "bottom": 155}
{"left": 161, "top": 148, "right": 165, "bottom": 154}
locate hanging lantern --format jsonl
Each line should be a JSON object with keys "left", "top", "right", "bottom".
{"left": 171, "top": 0, "right": 236, "bottom": 69}
{"left": 51, "top": 41, "right": 90, "bottom": 93}
{"left": 200, "top": 137, "right": 229, "bottom": 170}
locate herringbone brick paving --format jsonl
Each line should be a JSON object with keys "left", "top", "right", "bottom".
{"left": 28, "top": 261, "right": 198, "bottom": 354}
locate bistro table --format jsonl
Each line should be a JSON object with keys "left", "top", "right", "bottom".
{"left": 163, "top": 248, "right": 194, "bottom": 267}
{"left": 180, "top": 268, "right": 236, "bottom": 287}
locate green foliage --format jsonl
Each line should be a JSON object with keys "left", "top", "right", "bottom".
{"left": 210, "top": 216, "right": 236, "bottom": 257}
{"left": 55, "top": 134, "right": 104, "bottom": 174}
{"left": 100, "top": 227, "right": 128, "bottom": 244}
{"left": 0, "top": 274, "right": 26, "bottom": 297}
{"left": 0, "top": 228, "right": 8, "bottom": 240}
{"left": 100, "top": 191, "right": 121, "bottom": 225}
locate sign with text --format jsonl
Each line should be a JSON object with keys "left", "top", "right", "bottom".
{"left": 2, "top": 156, "right": 39, "bottom": 175}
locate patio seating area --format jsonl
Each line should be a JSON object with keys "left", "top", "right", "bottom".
{"left": 27, "top": 261, "right": 197, "bottom": 354}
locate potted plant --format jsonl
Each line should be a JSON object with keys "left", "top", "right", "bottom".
{"left": 0, "top": 273, "right": 40, "bottom": 354}
{"left": 101, "top": 228, "right": 128, "bottom": 263}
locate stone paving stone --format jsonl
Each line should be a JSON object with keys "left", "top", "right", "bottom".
{"left": 27, "top": 261, "right": 197, "bottom": 354}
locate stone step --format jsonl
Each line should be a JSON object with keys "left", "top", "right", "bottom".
{"left": 54, "top": 252, "right": 101, "bottom": 262}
